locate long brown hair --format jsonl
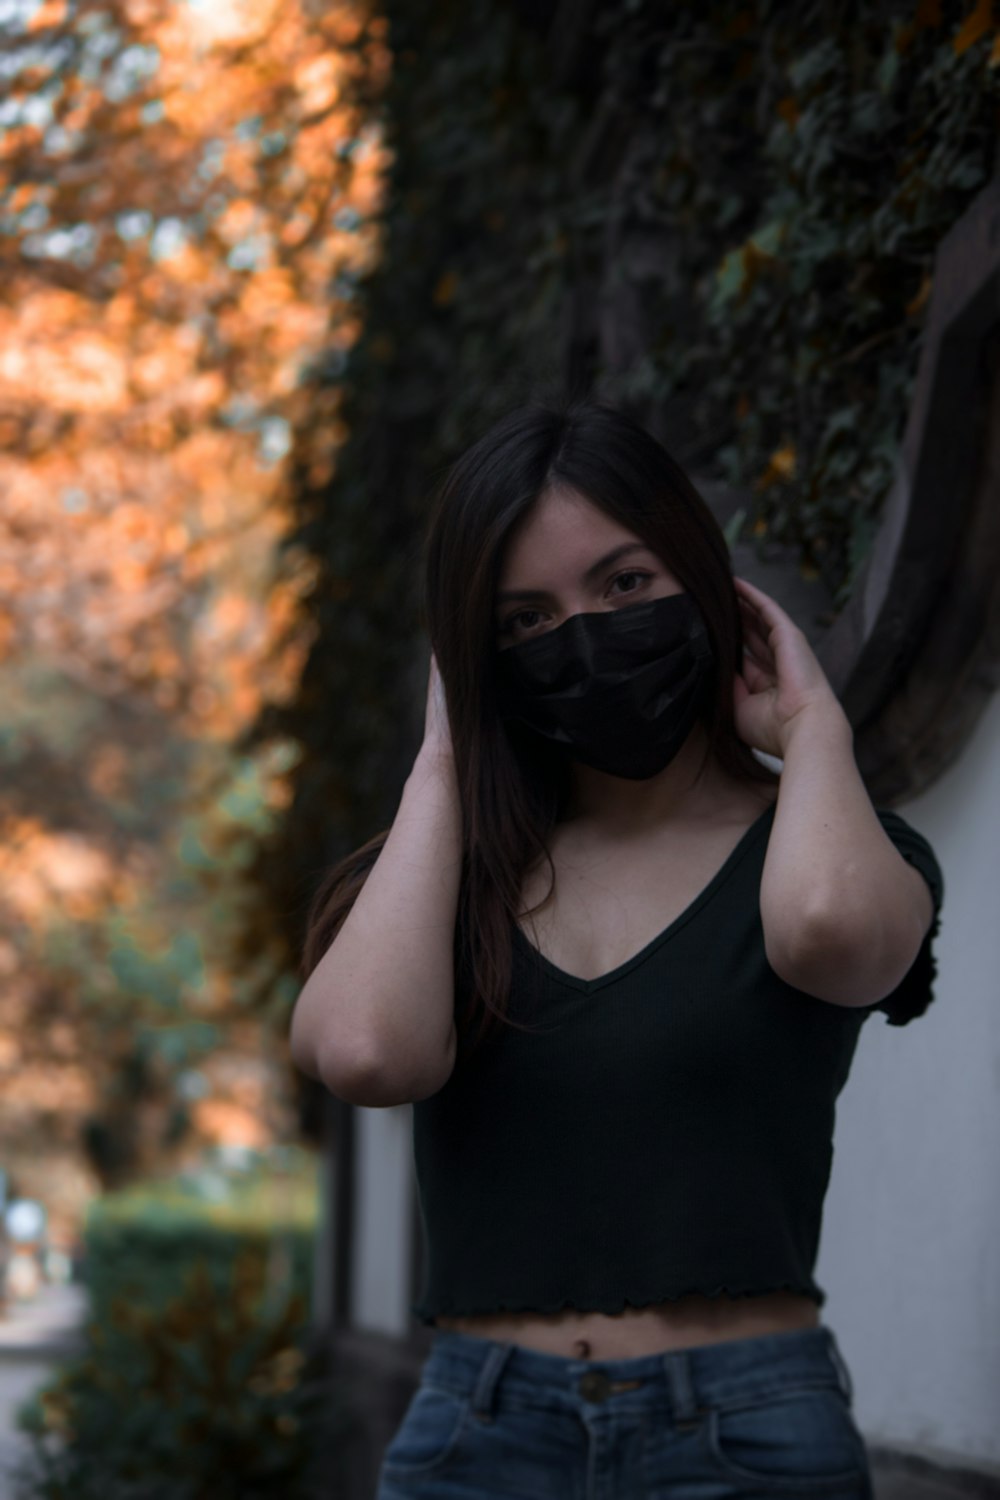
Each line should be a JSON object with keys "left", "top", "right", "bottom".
{"left": 301, "top": 397, "right": 778, "bottom": 1066}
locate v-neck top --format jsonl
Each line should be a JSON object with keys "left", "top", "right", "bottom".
{"left": 509, "top": 802, "right": 778, "bottom": 995}
{"left": 409, "top": 803, "right": 944, "bottom": 1324}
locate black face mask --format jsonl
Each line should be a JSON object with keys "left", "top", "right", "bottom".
{"left": 494, "top": 591, "right": 715, "bottom": 781}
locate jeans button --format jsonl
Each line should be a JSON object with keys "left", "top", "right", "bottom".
{"left": 579, "top": 1370, "right": 612, "bottom": 1403}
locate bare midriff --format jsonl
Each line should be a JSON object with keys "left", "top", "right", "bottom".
{"left": 432, "top": 1290, "right": 821, "bottom": 1360}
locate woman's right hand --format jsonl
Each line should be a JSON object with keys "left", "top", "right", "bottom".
{"left": 421, "top": 650, "right": 454, "bottom": 763}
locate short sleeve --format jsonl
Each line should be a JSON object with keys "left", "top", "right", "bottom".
{"left": 861, "top": 808, "right": 945, "bottom": 1027}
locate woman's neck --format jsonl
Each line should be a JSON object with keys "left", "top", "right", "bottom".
{"left": 560, "top": 723, "right": 746, "bottom": 837}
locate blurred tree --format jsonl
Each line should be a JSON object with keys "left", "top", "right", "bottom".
{"left": 0, "top": 0, "right": 390, "bottom": 1229}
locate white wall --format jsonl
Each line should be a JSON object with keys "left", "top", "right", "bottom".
{"left": 817, "top": 687, "right": 1000, "bottom": 1467}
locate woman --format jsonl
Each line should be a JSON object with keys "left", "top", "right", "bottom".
{"left": 290, "top": 399, "right": 944, "bottom": 1499}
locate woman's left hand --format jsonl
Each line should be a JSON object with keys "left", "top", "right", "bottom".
{"left": 731, "top": 575, "right": 850, "bottom": 758}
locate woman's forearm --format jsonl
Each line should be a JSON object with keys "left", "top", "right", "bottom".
{"left": 759, "top": 701, "right": 932, "bottom": 992}
{"left": 289, "top": 741, "right": 463, "bottom": 1105}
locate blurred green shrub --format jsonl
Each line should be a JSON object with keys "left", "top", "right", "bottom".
{"left": 12, "top": 1154, "right": 352, "bottom": 1500}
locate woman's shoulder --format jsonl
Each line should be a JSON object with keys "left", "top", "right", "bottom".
{"left": 870, "top": 806, "right": 944, "bottom": 912}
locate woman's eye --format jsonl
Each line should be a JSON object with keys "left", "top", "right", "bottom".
{"left": 611, "top": 570, "right": 648, "bottom": 594}
{"left": 502, "top": 609, "right": 540, "bottom": 634}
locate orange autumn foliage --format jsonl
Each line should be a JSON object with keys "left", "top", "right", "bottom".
{"left": 0, "top": 0, "right": 390, "bottom": 1227}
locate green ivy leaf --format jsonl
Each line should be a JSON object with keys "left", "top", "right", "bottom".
{"left": 722, "top": 507, "right": 747, "bottom": 552}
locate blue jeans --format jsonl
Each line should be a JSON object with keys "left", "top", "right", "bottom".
{"left": 375, "top": 1323, "right": 875, "bottom": 1498}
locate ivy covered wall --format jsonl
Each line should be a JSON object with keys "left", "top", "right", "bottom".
{"left": 250, "top": 0, "right": 1000, "bottom": 1017}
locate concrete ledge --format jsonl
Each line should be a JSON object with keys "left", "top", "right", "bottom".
{"left": 871, "top": 1441, "right": 1000, "bottom": 1499}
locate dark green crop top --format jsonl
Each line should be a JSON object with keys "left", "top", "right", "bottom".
{"left": 409, "top": 802, "right": 944, "bottom": 1324}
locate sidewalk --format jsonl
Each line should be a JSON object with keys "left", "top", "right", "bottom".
{"left": 0, "top": 1283, "right": 87, "bottom": 1499}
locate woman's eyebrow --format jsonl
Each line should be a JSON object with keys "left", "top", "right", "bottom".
{"left": 496, "top": 542, "right": 655, "bottom": 604}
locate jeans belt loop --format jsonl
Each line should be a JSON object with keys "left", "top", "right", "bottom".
{"left": 469, "top": 1340, "right": 516, "bottom": 1424}
{"left": 661, "top": 1348, "right": 700, "bottom": 1429}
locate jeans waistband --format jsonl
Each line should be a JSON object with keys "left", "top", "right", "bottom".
{"left": 423, "top": 1323, "right": 855, "bottom": 1425}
